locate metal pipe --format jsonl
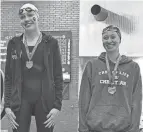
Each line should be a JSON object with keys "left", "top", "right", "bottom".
{"left": 91, "top": 4, "right": 136, "bottom": 34}
{"left": 91, "top": 4, "right": 108, "bottom": 21}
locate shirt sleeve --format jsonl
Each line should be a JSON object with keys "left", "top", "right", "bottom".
{"left": 53, "top": 39, "right": 64, "bottom": 111}
{"left": 4, "top": 39, "right": 13, "bottom": 108}
{"left": 128, "top": 63, "right": 142, "bottom": 132}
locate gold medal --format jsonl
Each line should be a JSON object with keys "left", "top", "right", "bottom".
{"left": 106, "top": 54, "right": 121, "bottom": 95}
{"left": 23, "top": 32, "right": 42, "bottom": 70}
{"left": 26, "top": 61, "right": 33, "bottom": 69}
{"left": 108, "top": 86, "right": 116, "bottom": 94}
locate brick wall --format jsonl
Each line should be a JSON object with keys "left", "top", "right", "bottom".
{"left": 1, "top": 0, "right": 79, "bottom": 99}
{"left": 1, "top": 1, "right": 79, "bottom": 132}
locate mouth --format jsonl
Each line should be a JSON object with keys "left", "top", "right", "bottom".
{"left": 105, "top": 43, "right": 116, "bottom": 49}
{"left": 25, "top": 23, "right": 33, "bottom": 27}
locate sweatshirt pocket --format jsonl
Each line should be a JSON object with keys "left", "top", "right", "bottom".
{"left": 86, "top": 105, "right": 131, "bottom": 131}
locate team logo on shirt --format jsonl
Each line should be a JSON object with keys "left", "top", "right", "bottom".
{"left": 98, "top": 70, "right": 129, "bottom": 86}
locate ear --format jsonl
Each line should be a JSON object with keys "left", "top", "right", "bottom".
{"left": 37, "top": 14, "right": 39, "bottom": 19}
{"left": 20, "top": 22, "right": 24, "bottom": 29}
{"left": 119, "top": 39, "right": 121, "bottom": 44}
{"left": 35, "top": 12, "right": 39, "bottom": 21}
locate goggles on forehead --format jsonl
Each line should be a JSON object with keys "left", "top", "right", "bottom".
{"left": 103, "top": 27, "right": 119, "bottom": 34}
{"left": 19, "top": 7, "right": 36, "bottom": 15}
{"left": 102, "top": 26, "right": 121, "bottom": 40}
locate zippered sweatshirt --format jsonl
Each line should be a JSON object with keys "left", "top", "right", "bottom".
{"left": 4, "top": 33, "right": 63, "bottom": 112}
{"left": 79, "top": 52, "right": 142, "bottom": 132}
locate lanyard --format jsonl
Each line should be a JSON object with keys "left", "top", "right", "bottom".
{"left": 23, "top": 33, "right": 42, "bottom": 61}
{"left": 105, "top": 53, "right": 121, "bottom": 85}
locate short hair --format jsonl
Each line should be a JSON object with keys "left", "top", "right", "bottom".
{"left": 102, "top": 25, "right": 121, "bottom": 41}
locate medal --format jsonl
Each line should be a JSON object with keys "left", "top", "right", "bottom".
{"left": 23, "top": 33, "right": 42, "bottom": 69}
{"left": 108, "top": 85, "right": 116, "bottom": 95}
{"left": 106, "top": 53, "right": 121, "bottom": 95}
{"left": 26, "top": 61, "right": 33, "bottom": 69}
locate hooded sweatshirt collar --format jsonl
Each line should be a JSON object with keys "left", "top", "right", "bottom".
{"left": 98, "top": 52, "right": 132, "bottom": 65}
{"left": 18, "top": 32, "right": 52, "bottom": 43}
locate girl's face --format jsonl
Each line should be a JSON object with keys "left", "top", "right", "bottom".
{"left": 19, "top": 8, "right": 39, "bottom": 31}
{"left": 102, "top": 30, "right": 121, "bottom": 53}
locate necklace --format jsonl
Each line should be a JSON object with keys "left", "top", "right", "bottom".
{"left": 23, "top": 33, "right": 42, "bottom": 69}
{"left": 105, "top": 53, "right": 121, "bottom": 95}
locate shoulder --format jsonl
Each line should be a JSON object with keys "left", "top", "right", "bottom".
{"left": 42, "top": 32, "right": 58, "bottom": 46}
{"left": 7, "top": 37, "right": 17, "bottom": 50}
{"left": 123, "top": 58, "right": 141, "bottom": 75}
{"left": 86, "top": 58, "right": 97, "bottom": 66}
{"left": 7, "top": 35, "right": 22, "bottom": 47}
{"left": 41, "top": 32, "right": 59, "bottom": 53}
{"left": 43, "top": 34, "right": 60, "bottom": 56}
{"left": 84, "top": 58, "right": 99, "bottom": 72}
{"left": 131, "top": 60, "right": 140, "bottom": 71}
{"left": 86, "top": 57, "right": 102, "bottom": 68}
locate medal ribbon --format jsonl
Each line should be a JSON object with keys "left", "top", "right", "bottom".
{"left": 106, "top": 53, "right": 121, "bottom": 85}
{"left": 23, "top": 33, "right": 42, "bottom": 61}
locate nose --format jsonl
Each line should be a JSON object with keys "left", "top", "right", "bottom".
{"left": 24, "top": 16, "right": 30, "bottom": 22}
{"left": 107, "top": 37, "right": 112, "bottom": 43}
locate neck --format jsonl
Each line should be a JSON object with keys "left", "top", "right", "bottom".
{"left": 24, "top": 28, "right": 41, "bottom": 41}
{"left": 107, "top": 50, "right": 120, "bottom": 63}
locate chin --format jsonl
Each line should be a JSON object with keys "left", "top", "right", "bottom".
{"left": 106, "top": 48, "right": 117, "bottom": 53}
{"left": 25, "top": 26, "right": 35, "bottom": 31}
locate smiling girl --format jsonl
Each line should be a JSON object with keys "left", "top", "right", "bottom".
{"left": 79, "top": 25, "right": 142, "bottom": 132}
{"left": 4, "top": 3, "right": 63, "bottom": 132}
